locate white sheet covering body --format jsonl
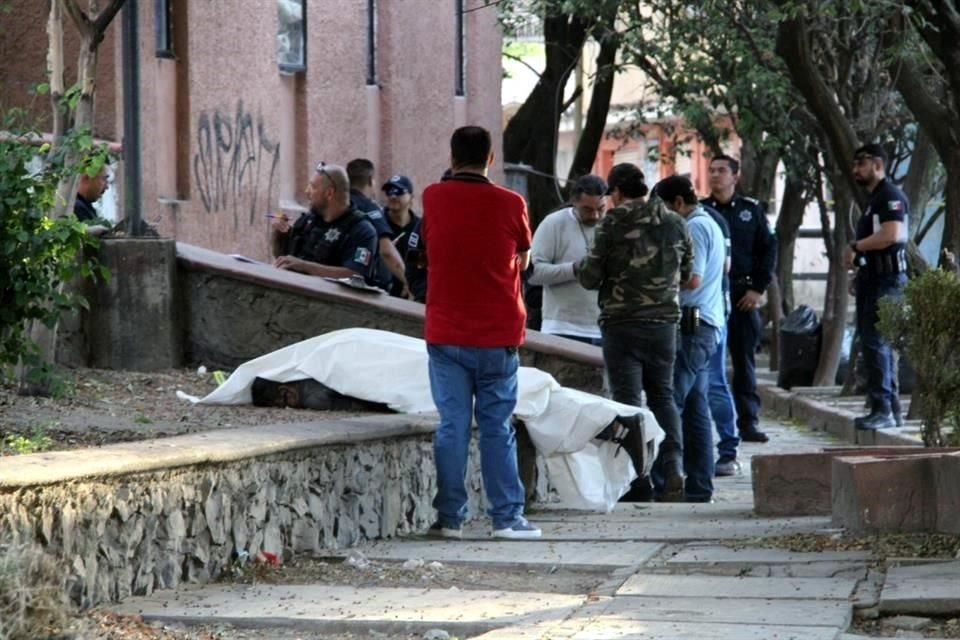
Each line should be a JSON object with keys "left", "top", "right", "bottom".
{"left": 180, "top": 329, "right": 664, "bottom": 511}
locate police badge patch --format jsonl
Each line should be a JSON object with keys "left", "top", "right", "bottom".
{"left": 354, "top": 247, "right": 372, "bottom": 266}
{"left": 324, "top": 228, "right": 341, "bottom": 243}
{"left": 739, "top": 209, "right": 752, "bottom": 222}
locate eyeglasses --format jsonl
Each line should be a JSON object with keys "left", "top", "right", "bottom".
{"left": 384, "top": 187, "right": 407, "bottom": 197}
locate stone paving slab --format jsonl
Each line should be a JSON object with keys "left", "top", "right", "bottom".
{"left": 615, "top": 573, "right": 858, "bottom": 600}
{"left": 474, "top": 618, "right": 844, "bottom": 640}
{"left": 533, "top": 503, "right": 761, "bottom": 522}
{"left": 113, "top": 583, "right": 586, "bottom": 635}
{"left": 589, "top": 595, "right": 851, "bottom": 628}
{"left": 324, "top": 540, "right": 662, "bottom": 569}
{"left": 666, "top": 544, "right": 870, "bottom": 567}
{"left": 880, "top": 561, "right": 960, "bottom": 615}
{"left": 459, "top": 516, "right": 833, "bottom": 542}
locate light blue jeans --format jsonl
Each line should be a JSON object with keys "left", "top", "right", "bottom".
{"left": 427, "top": 344, "right": 526, "bottom": 529}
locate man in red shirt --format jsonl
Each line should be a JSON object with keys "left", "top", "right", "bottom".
{"left": 421, "top": 126, "right": 540, "bottom": 539}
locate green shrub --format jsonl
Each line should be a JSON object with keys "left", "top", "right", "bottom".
{"left": 0, "top": 108, "right": 108, "bottom": 381}
{"left": 879, "top": 268, "right": 960, "bottom": 446}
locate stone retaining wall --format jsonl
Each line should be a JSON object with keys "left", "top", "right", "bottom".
{"left": 0, "top": 421, "right": 485, "bottom": 607}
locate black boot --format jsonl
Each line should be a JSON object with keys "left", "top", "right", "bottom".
{"left": 855, "top": 410, "right": 895, "bottom": 430}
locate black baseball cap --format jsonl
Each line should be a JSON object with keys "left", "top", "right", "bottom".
{"left": 381, "top": 174, "right": 414, "bottom": 194}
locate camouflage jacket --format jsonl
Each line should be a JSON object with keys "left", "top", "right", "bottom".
{"left": 575, "top": 198, "right": 693, "bottom": 325}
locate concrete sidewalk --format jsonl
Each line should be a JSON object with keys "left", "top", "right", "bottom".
{"left": 113, "top": 415, "right": 960, "bottom": 639}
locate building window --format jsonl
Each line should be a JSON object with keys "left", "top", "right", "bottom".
{"left": 455, "top": 0, "right": 465, "bottom": 96}
{"left": 366, "top": 0, "right": 377, "bottom": 85}
{"left": 278, "top": 0, "right": 306, "bottom": 72}
{"left": 155, "top": 0, "right": 174, "bottom": 57}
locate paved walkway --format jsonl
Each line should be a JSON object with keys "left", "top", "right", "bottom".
{"left": 116, "top": 416, "right": 911, "bottom": 639}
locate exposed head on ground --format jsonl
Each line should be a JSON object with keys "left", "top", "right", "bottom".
{"left": 606, "top": 163, "right": 648, "bottom": 205}
{"left": 853, "top": 143, "right": 888, "bottom": 188}
{"left": 570, "top": 174, "right": 607, "bottom": 226}
{"left": 708, "top": 154, "right": 740, "bottom": 198}
{"left": 77, "top": 166, "right": 109, "bottom": 203}
{"left": 346, "top": 158, "right": 376, "bottom": 190}
{"left": 450, "top": 126, "right": 493, "bottom": 172}
{"left": 654, "top": 174, "right": 698, "bottom": 216}
{"left": 307, "top": 162, "right": 350, "bottom": 217}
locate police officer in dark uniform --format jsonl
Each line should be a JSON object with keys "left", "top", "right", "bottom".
{"left": 271, "top": 162, "right": 378, "bottom": 280}
{"left": 701, "top": 154, "right": 777, "bottom": 444}
{"left": 347, "top": 158, "right": 411, "bottom": 295}
{"left": 845, "top": 143, "right": 908, "bottom": 430}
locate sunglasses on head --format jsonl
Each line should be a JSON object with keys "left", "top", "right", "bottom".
{"left": 315, "top": 161, "right": 332, "bottom": 182}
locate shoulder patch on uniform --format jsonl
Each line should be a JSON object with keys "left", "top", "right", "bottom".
{"left": 408, "top": 232, "right": 419, "bottom": 248}
{"left": 887, "top": 200, "right": 904, "bottom": 212}
{"left": 354, "top": 247, "right": 372, "bottom": 266}
{"left": 739, "top": 209, "right": 753, "bottom": 222}
{"left": 367, "top": 210, "right": 384, "bottom": 220}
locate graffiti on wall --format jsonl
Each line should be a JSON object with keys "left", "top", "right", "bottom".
{"left": 194, "top": 101, "right": 280, "bottom": 228}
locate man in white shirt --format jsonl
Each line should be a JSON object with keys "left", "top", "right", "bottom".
{"left": 529, "top": 174, "right": 607, "bottom": 344}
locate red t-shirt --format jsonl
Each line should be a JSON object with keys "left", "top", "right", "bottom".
{"left": 421, "top": 174, "right": 531, "bottom": 347}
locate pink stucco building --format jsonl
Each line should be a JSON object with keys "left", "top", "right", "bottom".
{"left": 1, "top": 1, "right": 504, "bottom": 261}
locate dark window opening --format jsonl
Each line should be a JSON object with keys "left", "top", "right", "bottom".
{"left": 366, "top": 0, "right": 377, "bottom": 85}
{"left": 278, "top": 0, "right": 307, "bottom": 73}
{"left": 455, "top": 0, "right": 465, "bottom": 96}
{"left": 155, "top": 0, "right": 174, "bottom": 57}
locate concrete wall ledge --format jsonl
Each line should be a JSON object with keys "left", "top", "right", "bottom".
{"left": 758, "top": 383, "right": 923, "bottom": 447}
{"left": 0, "top": 414, "right": 435, "bottom": 489}
{"left": 176, "top": 243, "right": 604, "bottom": 367}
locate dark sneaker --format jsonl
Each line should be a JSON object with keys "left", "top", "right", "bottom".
{"left": 715, "top": 456, "right": 741, "bottom": 477}
{"left": 619, "top": 476, "right": 654, "bottom": 502}
{"left": 428, "top": 522, "right": 462, "bottom": 540}
{"left": 739, "top": 425, "right": 769, "bottom": 443}
{"left": 855, "top": 411, "right": 895, "bottom": 430}
{"left": 492, "top": 518, "right": 542, "bottom": 539}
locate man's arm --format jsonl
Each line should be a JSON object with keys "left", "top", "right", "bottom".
{"left": 270, "top": 214, "right": 292, "bottom": 258}
{"left": 518, "top": 249, "right": 531, "bottom": 272}
{"left": 273, "top": 257, "right": 360, "bottom": 279}
{"left": 750, "top": 207, "right": 777, "bottom": 292}
{"left": 682, "top": 218, "right": 708, "bottom": 290}
{"left": 378, "top": 237, "right": 410, "bottom": 295}
{"left": 575, "top": 218, "right": 610, "bottom": 290}
{"left": 528, "top": 217, "right": 577, "bottom": 286}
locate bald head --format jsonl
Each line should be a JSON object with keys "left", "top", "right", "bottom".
{"left": 307, "top": 163, "right": 351, "bottom": 220}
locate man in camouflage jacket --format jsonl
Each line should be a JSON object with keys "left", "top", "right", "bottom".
{"left": 575, "top": 163, "right": 694, "bottom": 502}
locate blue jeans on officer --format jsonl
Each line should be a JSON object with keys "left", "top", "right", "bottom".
{"left": 855, "top": 274, "right": 906, "bottom": 416}
{"left": 427, "top": 344, "right": 527, "bottom": 530}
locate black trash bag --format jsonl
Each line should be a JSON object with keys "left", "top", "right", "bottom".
{"left": 777, "top": 304, "right": 822, "bottom": 390}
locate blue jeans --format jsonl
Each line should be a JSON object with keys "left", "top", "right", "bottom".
{"left": 709, "top": 322, "right": 738, "bottom": 459}
{"left": 671, "top": 324, "right": 719, "bottom": 501}
{"left": 427, "top": 344, "right": 526, "bottom": 529}
{"left": 856, "top": 274, "right": 905, "bottom": 414}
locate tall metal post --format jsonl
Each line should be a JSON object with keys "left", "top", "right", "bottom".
{"left": 121, "top": 0, "right": 143, "bottom": 234}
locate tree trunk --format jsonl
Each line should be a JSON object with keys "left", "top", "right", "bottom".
{"left": 738, "top": 139, "right": 778, "bottom": 207}
{"left": 503, "top": 13, "right": 589, "bottom": 225}
{"left": 767, "top": 278, "right": 782, "bottom": 372}
{"left": 775, "top": 174, "right": 807, "bottom": 314}
{"left": 903, "top": 126, "right": 938, "bottom": 241}
{"left": 566, "top": 30, "right": 617, "bottom": 183}
{"left": 941, "top": 155, "right": 960, "bottom": 263}
{"left": 812, "top": 171, "right": 853, "bottom": 387}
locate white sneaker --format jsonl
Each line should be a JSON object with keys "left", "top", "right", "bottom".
{"left": 491, "top": 518, "right": 542, "bottom": 539}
